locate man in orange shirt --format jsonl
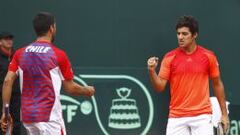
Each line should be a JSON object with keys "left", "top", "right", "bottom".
{"left": 147, "top": 16, "right": 229, "bottom": 135}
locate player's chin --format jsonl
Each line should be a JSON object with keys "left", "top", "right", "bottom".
{"left": 178, "top": 43, "right": 187, "bottom": 48}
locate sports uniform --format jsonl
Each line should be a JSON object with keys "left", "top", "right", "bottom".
{"left": 8, "top": 41, "right": 73, "bottom": 135}
{"left": 159, "top": 45, "right": 219, "bottom": 135}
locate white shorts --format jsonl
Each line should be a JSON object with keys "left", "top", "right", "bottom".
{"left": 23, "top": 118, "right": 66, "bottom": 135}
{"left": 166, "top": 114, "right": 213, "bottom": 135}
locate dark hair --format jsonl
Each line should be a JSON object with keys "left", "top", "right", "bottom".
{"left": 33, "top": 12, "right": 55, "bottom": 36}
{"left": 175, "top": 15, "right": 199, "bottom": 35}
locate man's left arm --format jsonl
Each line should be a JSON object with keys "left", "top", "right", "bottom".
{"left": 212, "top": 76, "right": 229, "bottom": 133}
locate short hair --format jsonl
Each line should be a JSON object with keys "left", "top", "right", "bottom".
{"left": 175, "top": 15, "right": 199, "bottom": 35}
{"left": 33, "top": 12, "right": 55, "bottom": 37}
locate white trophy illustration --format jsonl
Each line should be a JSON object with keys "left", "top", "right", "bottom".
{"left": 108, "top": 87, "right": 141, "bottom": 129}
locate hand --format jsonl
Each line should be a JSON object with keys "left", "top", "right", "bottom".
{"left": 84, "top": 86, "right": 95, "bottom": 97}
{"left": 221, "top": 114, "right": 230, "bottom": 134}
{"left": 1, "top": 113, "right": 7, "bottom": 132}
{"left": 147, "top": 57, "right": 159, "bottom": 71}
{"left": 0, "top": 113, "right": 12, "bottom": 133}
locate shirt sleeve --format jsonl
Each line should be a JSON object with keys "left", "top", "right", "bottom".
{"left": 8, "top": 50, "right": 19, "bottom": 72}
{"left": 158, "top": 55, "right": 172, "bottom": 80}
{"left": 208, "top": 53, "right": 220, "bottom": 78}
{"left": 57, "top": 51, "right": 74, "bottom": 80}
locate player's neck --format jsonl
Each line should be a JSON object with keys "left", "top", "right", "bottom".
{"left": 36, "top": 36, "right": 52, "bottom": 43}
{"left": 182, "top": 43, "right": 197, "bottom": 55}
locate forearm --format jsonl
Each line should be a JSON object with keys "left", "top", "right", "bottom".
{"left": 212, "top": 80, "right": 228, "bottom": 115}
{"left": 148, "top": 69, "right": 165, "bottom": 92}
{"left": 67, "top": 82, "right": 89, "bottom": 96}
{"left": 2, "top": 80, "right": 13, "bottom": 112}
{"left": 64, "top": 81, "right": 89, "bottom": 96}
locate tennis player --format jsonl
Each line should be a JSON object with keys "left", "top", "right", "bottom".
{"left": 147, "top": 15, "right": 229, "bottom": 135}
{"left": 1, "top": 12, "right": 95, "bottom": 135}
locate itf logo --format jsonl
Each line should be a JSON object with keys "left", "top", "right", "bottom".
{"left": 61, "top": 74, "right": 154, "bottom": 135}
{"left": 61, "top": 95, "right": 93, "bottom": 123}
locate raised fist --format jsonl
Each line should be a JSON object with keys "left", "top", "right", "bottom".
{"left": 147, "top": 57, "right": 159, "bottom": 71}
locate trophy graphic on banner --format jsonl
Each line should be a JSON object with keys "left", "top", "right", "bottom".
{"left": 108, "top": 87, "right": 141, "bottom": 129}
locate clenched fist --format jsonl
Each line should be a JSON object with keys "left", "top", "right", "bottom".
{"left": 84, "top": 86, "right": 95, "bottom": 97}
{"left": 147, "top": 57, "right": 159, "bottom": 71}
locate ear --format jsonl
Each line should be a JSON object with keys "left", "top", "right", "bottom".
{"left": 193, "top": 32, "right": 198, "bottom": 39}
{"left": 49, "top": 25, "right": 54, "bottom": 33}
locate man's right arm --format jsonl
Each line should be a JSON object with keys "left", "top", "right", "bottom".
{"left": 147, "top": 57, "right": 168, "bottom": 92}
{"left": 2, "top": 71, "right": 17, "bottom": 109}
{"left": 1, "top": 71, "right": 16, "bottom": 132}
{"left": 63, "top": 80, "right": 95, "bottom": 97}
{"left": 56, "top": 50, "right": 95, "bottom": 97}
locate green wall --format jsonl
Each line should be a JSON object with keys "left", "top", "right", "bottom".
{"left": 1, "top": 0, "right": 240, "bottom": 134}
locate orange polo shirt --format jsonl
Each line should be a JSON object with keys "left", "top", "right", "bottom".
{"left": 159, "top": 45, "right": 220, "bottom": 118}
